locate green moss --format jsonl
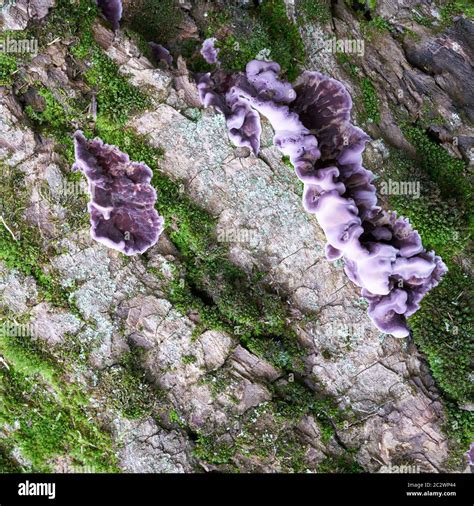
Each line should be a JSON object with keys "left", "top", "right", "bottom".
{"left": 233, "top": 402, "right": 298, "bottom": 468}
{"left": 0, "top": 332, "right": 118, "bottom": 472}
{"left": 182, "top": 354, "right": 197, "bottom": 365}
{"left": 83, "top": 50, "right": 149, "bottom": 125}
{"left": 199, "top": 369, "right": 233, "bottom": 399}
{"left": 384, "top": 151, "right": 468, "bottom": 259}
{"left": 26, "top": 7, "right": 149, "bottom": 157}
{"left": 0, "top": 30, "right": 41, "bottom": 87}
{"left": 409, "top": 263, "right": 472, "bottom": 404}
{"left": 255, "top": 0, "right": 305, "bottom": 82}
{"left": 336, "top": 54, "right": 361, "bottom": 79}
{"left": 360, "top": 16, "right": 392, "bottom": 41}
{"left": 94, "top": 117, "right": 164, "bottom": 165}
{"left": 274, "top": 429, "right": 308, "bottom": 472}
{"left": 0, "top": 167, "right": 78, "bottom": 310}
{"left": 25, "top": 88, "right": 71, "bottom": 131}
{"left": 413, "top": 12, "right": 434, "bottom": 27}
{"left": 168, "top": 408, "right": 187, "bottom": 428}
{"left": 400, "top": 125, "right": 472, "bottom": 229}
{"left": 0, "top": 53, "right": 17, "bottom": 87}
{"left": 317, "top": 451, "right": 364, "bottom": 473}
{"left": 179, "top": 39, "right": 213, "bottom": 74}
{"left": 25, "top": 87, "right": 77, "bottom": 163}
{"left": 193, "top": 434, "right": 236, "bottom": 465}
{"left": 0, "top": 442, "right": 23, "bottom": 473}
{"left": 246, "top": 336, "right": 303, "bottom": 371}
{"left": 207, "top": 0, "right": 305, "bottom": 81}
{"left": 439, "top": 0, "right": 474, "bottom": 26}
{"left": 380, "top": 142, "right": 472, "bottom": 467}
{"left": 42, "top": 0, "right": 98, "bottom": 37}
{"left": 98, "top": 350, "right": 163, "bottom": 419}
{"left": 443, "top": 401, "right": 474, "bottom": 467}
{"left": 124, "top": 0, "right": 184, "bottom": 46}
{"left": 297, "top": 0, "right": 331, "bottom": 25}
{"left": 359, "top": 77, "right": 381, "bottom": 125}
{"left": 273, "top": 381, "right": 349, "bottom": 445}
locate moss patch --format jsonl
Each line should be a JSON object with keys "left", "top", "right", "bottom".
{"left": 377, "top": 143, "right": 473, "bottom": 467}
{"left": 317, "top": 451, "right": 364, "bottom": 473}
{"left": 193, "top": 434, "right": 236, "bottom": 466}
{"left": 123, "top": 0, "right": 184, "bottom": 47}
{"left": 400, "top": 124, "right": 472, "bottom": 230}
{"left": 0, "top": 165, "right": 79, "bottom": 310}
{"left": 0, "top": 53, "right": 17, "bottom": 87}
{"left": 0, "top": 331, "right": 118, "bottom": 472}
{"left": 360, "top": 77, "right": 381, "bottom": 125}
{"left": 296, "top": 0, "right": 331, "bottom": 25}
{"left": 98, "top": 350, "right": 165, "bottom": 420}
{"left": 273, "top": 381, "right": 351, "bottom": 445}
{"left": 205, "top": 0, "right": 305, "bottom": 81}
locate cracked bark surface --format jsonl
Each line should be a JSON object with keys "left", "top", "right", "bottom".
{"left": 0, "top": 0, "right": 471, "bottom": 474}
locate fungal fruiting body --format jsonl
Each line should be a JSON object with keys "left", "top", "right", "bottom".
{"left": 149, "top": 42, "right": 173, "bottom": 67}
{"left": 73, "top": 131, "right": 164, "bottom": 256}
{"left": 200, "top": 38, "right": 220, "bottom": 65}
{"left": 96, "top": 0, "right": 122, "bottom": 31}
{"left": 197, "top": 71, "right": 262, "bottom": 155}
{"left": 197, "top": 58, "right": 447, "bottom": 338}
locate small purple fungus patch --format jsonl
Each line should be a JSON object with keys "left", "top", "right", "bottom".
{"left": 73, "top": 131, "right": 164, "bottom": 256}
{"left": 201, "top": 38, "right": 220, "bottom": 64}
{"left": 149, "top": 42, "right": 173, "bottom": 67}
{"left": 467, "top": 442, "right": 474, "bottom": 466}
{"left": 96, "top": 0, "right": 122, "bottom": 31}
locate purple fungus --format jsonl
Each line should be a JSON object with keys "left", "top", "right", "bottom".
{"left": 201, "top": 38, "right": 219, "bottom": 64}
{"left": 467, "top": 443, "right": 474, "bottom": 466}
{"left": 226, "top": 100, "right": 262, "bottom": 155}
{"left": 96, "top": 0, "right": 122, "bottom": 31}
{"left": 149, "top": 42, "right": 173, "bottom": 67}
{"left": 197, "top": 60, "right": 447, "bottom": 337}
{"left": 246, "top": 60, "right": 296, "bottom": 103}
{"left": 364, "top": 289, "right": 409, "bottom": 339}
{"left": 292, "top": 71, "right": 354, "bottom": 161}
{"left": 225, "top": 78, "right": 262, "bottom": 155}
{"left": 197, "top": 71, "right": 262, "bottom": 155}
{"left": 197, "top": 72, "right": 226, "bottom": 112}
{"left": 73, "top": 131, "right": 164, "bottom": 256}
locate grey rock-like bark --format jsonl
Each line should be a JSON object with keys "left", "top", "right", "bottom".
{"left": 0, "top": 0, "right": 55, "bottom": 30}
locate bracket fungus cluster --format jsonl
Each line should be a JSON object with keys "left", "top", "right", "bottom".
{"left": 73, "top": 131, "right": 164, "bottom": 256}
{"left": 197, "top": 53, "right": 447, "bottom": 338}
